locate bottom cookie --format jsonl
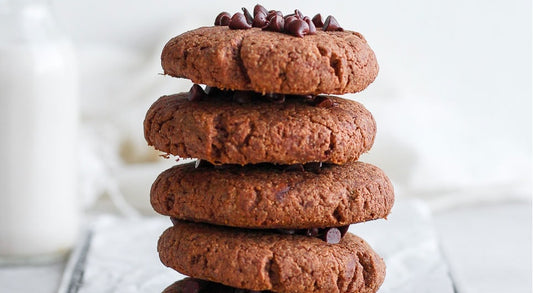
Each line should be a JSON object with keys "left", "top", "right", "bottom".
{"left": 162, "top": 278, "right": 269, "bottom": 293}
{"left": 158, "top": 221, "right": 385, "bottom": 293}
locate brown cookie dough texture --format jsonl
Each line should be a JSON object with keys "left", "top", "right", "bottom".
{"left": 161, "top": 26, "right": 379, "bottom": 95}
{"left": 151, "top": 161, "right": 394, "bottom": 229}
{"left": 144, "top": 93, "right": 376, "bottom": 165}
{"left": 158, "top": 221, "right": 386, "bottom": 293}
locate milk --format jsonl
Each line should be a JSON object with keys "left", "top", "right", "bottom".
{"left": 0, "top": 0, "right": 80, "bottom": 262}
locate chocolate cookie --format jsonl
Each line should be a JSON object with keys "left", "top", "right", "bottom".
{"left": 151, "top": 161, "right": 394, "bottom": 229}
{"left": 161, "top": 26, "right": 378, "bottom": 95}
{"left": 162, "top": 278, "right": 271, "bottom": 293}
{"left": 143, "top": 93, "right": 376, "bottom": 165}
{"left": 158, "top": 221, "right": 386, "bottom": 293}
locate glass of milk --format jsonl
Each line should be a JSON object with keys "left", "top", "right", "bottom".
{"left": 0, "top": 0, "right": 80, "bottom": 263}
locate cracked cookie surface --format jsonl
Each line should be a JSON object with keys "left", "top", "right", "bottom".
{"left": 151, "top": 161, "right": 394, "bottom": 229}
{"left": 158, "top": 221, "right": 386, "bottom": 293}
{"left": 161, "top": 26, "right": 378, "bottom": 95}
{"left": 143, "top": 93, "right": 376, "bottom": 165}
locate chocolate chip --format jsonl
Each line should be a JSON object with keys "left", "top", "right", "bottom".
{"left": 288, "top": 19, "right": 309, "bottom": 37}
{"left": 274, "top": 226, "right": 349, "bottom": 243}
{"left": 263, "top": 93, "right": 285, "bottom": 103}
{"left": 305, "top": 228, "right": 320, "bottom": 237}
{"left": 275, "top": 186, "right": 290, "bottom": 201}
{"left": 284, "top": 15, "right": 298, "bottom": 32}
{"left": 214, "top": 164, "right": 239, "bottom": 170}
{"left": 304, "top": 162, "right": 322, "bottom": 173}
{"left": 312, "top": 95, "right": 338, "bottom": 108}
{"left": 241, "top": 7, "right": 253, "bottom": 24}
{"left": 252, "top": 11, "right": 268, "bottom": 28}
{"left": 195, "top": 159, "right": 214, "bottom": 168}
{"left": 233, "top": 91, "right": 254, "bottom": 103}
{"left": 220, "top": 15, "right": 231, "bottom": 26}
{"left": 205, "top": 86, "right": 234, "bottom": 99}
{"left": 204, "top": 85, "right": 221, "bottom": 96}
{"left": 277, "top": 229, "right": 297, "bottom": 235}
{"left": 188, "top": 84, "right": 207, "bottom": 101}
{"left": 229, "top": 12, "right": 252, "bottom": 29}
{"left": 323, "top": 15, "right": 343, "bottom": 31}
{"left": 294, "top": 9, "right": 304, "bottom": 19}
{"left": 338, "top": 225, "right": 350, "bottom": 237}
{"left": 215, "top": 12, "right": 231, "bottom": 26}
{"left": 170, "top": 217, "right": 180, "bottom": 226}
{"left": 253, "top": 4, "right": 268, "bottom": 17}
{"left": 283, "top": 164, "right": 304, "bottom": 172}
{"left": 266, "top": 10, "right": 283, "bottom": 21}
{"left": 303, "top": 16, "right": 316, "bottom": 35}
{"left": 262, "top": 14, "right": 284, "bottom": 32}
{"left": 322, "top": 227, "right": 342, "bottom": 244}
{"left": 312, "top": 13, "right": 324, "bottom": 28}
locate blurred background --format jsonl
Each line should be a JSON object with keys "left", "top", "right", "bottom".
{"left": 45, "top": 0, "right": 531, "bottom": 213}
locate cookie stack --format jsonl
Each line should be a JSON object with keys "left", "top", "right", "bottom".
{"left": 144, "top": 5, "right": 394, "bottom": 293}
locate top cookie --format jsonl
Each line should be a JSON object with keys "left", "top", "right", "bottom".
{"left": 161, "top": 26, "right": 378, "bottom": 95}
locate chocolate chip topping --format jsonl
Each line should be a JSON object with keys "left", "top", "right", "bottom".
{"left": 267, "top": 10, "right": 283, "bottom": 20}
{"left": 304, "top": 16, "right": 317, "bottom": 35}
{"left": 323, "top": 15, "right": 344, "bottom": 31}
{"left": 215, "top": 5, "right": 343, "bottom": 36}
{"left": 322, "top": 227, "right": 342, "bottom": 244}
{"left": 312, "top": 13, "right": 324, "bottom": 28}
{"left": 283, "top": 164, "right": 305, "bottom": 172}
{"left": 311, "top": 95, "right": 338, "bottom": 108}
{"left": 263, "top": 93, "right": 285, "bottom": 103}
{"left": 252, "top": 10, "right": 268, "bottom": 28}
{"left": 194, "top": 159, "right": 214, "bottom": 168}
{"left": 188, "top": 84, "right": 207, "bottom": 101}
{"left": 214, "top": 12, "right": 231, "bottom": 26}
{"left": 189, "top": 85, "right": 339, "bottom": 108}
{"left": 170, "top": 218, "right": 350, "bottom": 244}
{"left": 303, "top": 162, "right": 322, "bottom": 173}
{"left": 338, "top": 225, "right": 350, "bottom": 237}
{"left": 283, "top": 15, "right": 298, "bottom": 32}
{"left": 263, "top": 14, "right": 284, "bottom": 32}
{"left": 233, "top": 91, "right": 255, "bottom": 104}
{"left": 170, "top": 217, "right": 180, "bottom": 226}
{"left": 287, "top": 19, "right": 310, "bottom": 38}
{"left": 254, "top": 4, "right": 268, "bottom": 17}
{"left": 276, "top": 225, "right": 351, "bottom": 243}
{"left": 241, "top": 7, "right": 254, "bottom": 24}
{"left": 229, "top": 12, "right": 252, "bottom": 29}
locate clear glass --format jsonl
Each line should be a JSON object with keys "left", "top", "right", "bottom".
{"left": 0, "top": 0, "right": 80, "bottom": 264}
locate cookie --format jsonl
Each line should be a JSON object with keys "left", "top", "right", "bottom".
{"left": 162, "top": 278, "right": 272, "bottom": 293}
{"left": 143, "top": 93, "right": 376, "bottom": 165}
{"left": 161, "top": 26, "right": 378, "bottom": 95}
{"left": 158, "top": 221, "right": 386, "bottom": 293}
{"left": 151, "top": 161, "right": 394, "bottom": 229}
